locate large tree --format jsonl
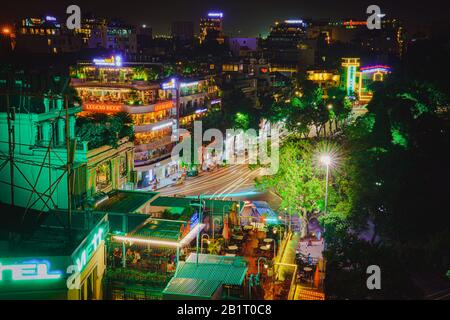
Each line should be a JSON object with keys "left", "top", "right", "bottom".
{"left": 256, "top": 138, "right": 325, "bottom": 237}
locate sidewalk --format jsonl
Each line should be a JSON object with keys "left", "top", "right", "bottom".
{"left": 276, "top": 232, "right": 300, "bottom": 281}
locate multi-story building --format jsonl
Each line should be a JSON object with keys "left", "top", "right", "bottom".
{"left": 14, "top": 16, "right": 82, "bottom": 54}
{"left": 106, "top": 22, "right": 137, "bottom": 54}
{"left": 71, "top": 56, "right": 179, "bottom": 190}
{"left": 74, "top": 17, "right": 108, "bottom": 49}
{"left": 263, "top": 19, "right": 309, "bottom": 64}
{"left": 0, "top": 74, "right": 134, "bottom": 211}
{"left": 199, "top": 12, "right": 224, "bottom": 44}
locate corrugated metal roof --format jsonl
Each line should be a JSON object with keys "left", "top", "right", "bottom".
{"left": 132, "top": 218, "right": 186, "bottom": 241}
{"left": 162, "top": 277, "right": 221, "bottom": 298}
{"left": 175, "top": 254, "right": 248, "bottom": 286}
{"left": 96, "top": 190, "right": 158, "bottom": 213}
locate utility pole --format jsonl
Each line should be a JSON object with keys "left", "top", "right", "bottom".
{"left": 65, "top": 96, "right": 72, "bottom": 240}
{"left": 6, "top": 94, "right": 15, "bottom": 206}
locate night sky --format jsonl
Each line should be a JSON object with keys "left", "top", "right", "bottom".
{"left": 1, "top": 0, "right": 448, "bottom": 36}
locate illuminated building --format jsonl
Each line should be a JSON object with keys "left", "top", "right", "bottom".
{"left": 268, "top": 20, "right": 308, "bottom": 45}
{"left": 199, "top": 12, "right": 224, "bottom": 44}
{"left": 263, "top": 19, "right": 309, "bottom": 64}
{"left": 358, "top": 65, "right": 391, "bottom": 103}
{"left": 306, "top": 70, "right": 340, "bottom": 98}
{"left": 74, "top": 17, "right": 108, "bottom": 49}
{"left": 106, "top": 22, "right": 137, "bottom": 54}
{"left": 71, "top": 57, "right": 179, "bottom": 190}
{"left": 0, "top": 208, "right": 109, "bottom": 300}
{"left": 341, "top": 58, "right": 360, "bottom": 96}
{"left": 339, "top": 60, "right": 391, "bottom": 103}
{"left": 14, "top": 16, "right": 82, "bottom": 53}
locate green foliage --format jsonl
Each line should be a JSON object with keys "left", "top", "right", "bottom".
{"left": 75, "top": 112, "right": 134, "bottom": 149}
{"left": 257, "top": 138, "right": 325, "bottom": 236}
{"left": 105, "top": 268, "right": 169, "bottom": 286}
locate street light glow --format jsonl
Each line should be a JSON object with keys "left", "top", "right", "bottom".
{"left": 320, "top": 155, "right": 332, "bottom": 166}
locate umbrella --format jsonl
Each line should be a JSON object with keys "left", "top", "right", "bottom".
{"left": 313, "top": 264, "right": 320, "bottom": 288}
{"left": 230, "top": 209, "right": 238, "bottom": 226}
{"left": 180, "top": 221, "right": 190, "bottom": 238}
{"left": 222, "top": 215, "right": 230, "bottom": 241}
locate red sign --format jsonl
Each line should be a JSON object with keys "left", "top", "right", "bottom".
{"left": 343, "top": 21, "right": 367, "bottom": 26}
{"left": 83, "top": 103, "right": 124, "bottom": 113}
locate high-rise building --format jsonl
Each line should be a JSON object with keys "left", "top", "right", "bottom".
{"left": 14, "top": 16, "right": 82, "bottom": 53}
{"left": 199, "top": 12, "right": 224, "bottom": 44}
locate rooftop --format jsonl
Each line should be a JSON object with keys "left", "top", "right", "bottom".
{"left": 174, "top": 253, "right": 248, "bottom": 286}
{"left": 95, "top": 190, "right": 158, "bottom": 213}
{"left": 0, "top": 205, "right": 105, "bottom": 258}
{"left": 163, "top": 277, "right": 222, "bottom": 299}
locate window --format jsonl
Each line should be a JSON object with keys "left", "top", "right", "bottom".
{"left": 119, "top": 155, "right": 127, "bottom": 178}
{"left": 96, "top": 161, "right": 111, "bottom": 191}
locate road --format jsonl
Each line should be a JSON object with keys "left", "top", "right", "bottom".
{"left": 158, "top": 164, "right": 282, "bottom": 209}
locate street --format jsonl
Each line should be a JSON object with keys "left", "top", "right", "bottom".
{"left": 157, "top": 164, "right": 282, "bottom": 209}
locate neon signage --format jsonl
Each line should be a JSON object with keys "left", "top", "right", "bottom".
{"left": 0, "top": 260, "right": 62, "bottom": 281}
{"left": 343, "top": 20, "right": 367, "bottom": 26}
{"left": 180, "top": 81, "right": 199, "bottom": 88}
{"left": 93, "top": 55, "right": 123, "bottom": 67}
{"left": 208, "top": 12, "right": 223, "bottom": 18}
{"left": 162, "top": 78, "right": 176, "bottom": 90}
{"left": 45, "top": 16, "right": 57, "bottom": 21}
{"left": 285, "top": 20, "right": 303, "bottom": 24}
{"left": 360, "top": 65, "right": 391, "bottom": 73}
{"left": 72, "top": 219, "right": 109, "bottom": 273}
{"left": 83, "top": 103, "right": 123, "bottom": 113}
{"left": 190, "top": 212, "right": 199, "bottom": 229}
{"left": 347, "top": 65, "right": 357, "bottom": 95}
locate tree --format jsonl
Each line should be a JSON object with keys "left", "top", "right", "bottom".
{"left": 256, "top": 138, "right": 325, "bottom": 237}
{"left": 75, "top": 112, "right": 134, "bottom": 149}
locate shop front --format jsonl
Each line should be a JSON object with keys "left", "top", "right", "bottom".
{"left": 136, "top": 156, "right": 181, "bottom": 190}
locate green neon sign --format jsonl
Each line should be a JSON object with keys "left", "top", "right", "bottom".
{"left": 0, "top": 260, "right": 62, "bottom": 281}
{"left": 346, "top": 65, "right": 356, "bottom": 96}
{"left": 71, "top": 219, "right": 109, "bottom": 273}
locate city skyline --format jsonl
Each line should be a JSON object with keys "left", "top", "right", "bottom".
{"left": 1, "top": 0, "right": 448, "bottom": 36}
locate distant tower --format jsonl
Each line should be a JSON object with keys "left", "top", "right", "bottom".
{"left": 341, "top": 58, "right": 360, "bottom": 96}
{"left": 199, "top": 12, "right": 224, "bottom": 44}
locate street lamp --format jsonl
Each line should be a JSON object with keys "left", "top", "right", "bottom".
{"left": 257, "top": 257, "right": 269, "bottom": 275}
{"left": 319, "top": 155, "right": 332, "bottom": 215}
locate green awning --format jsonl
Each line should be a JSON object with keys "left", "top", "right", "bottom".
{"left": 174, "top": 253, "right": 248, "bottom": 286}
{"left": 96, "top": 190, "right": 158, "bottom": 213}
{"left": 162, "top": 277, "right": 221, "bottom": 299}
